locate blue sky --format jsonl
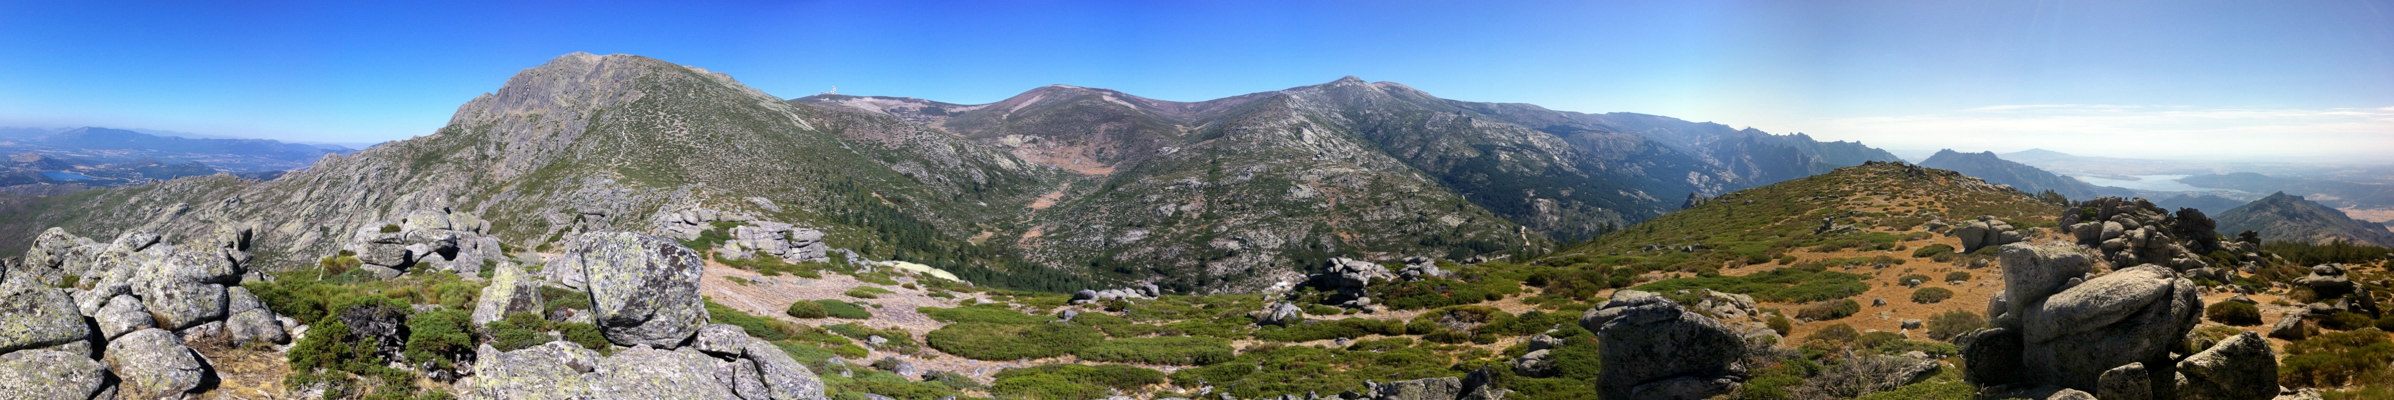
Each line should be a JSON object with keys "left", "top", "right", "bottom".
{"left": 1, "top": 1, "right": 2389, "bottom": 160}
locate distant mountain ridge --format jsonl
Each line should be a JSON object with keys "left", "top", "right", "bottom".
{"left": 7, "top": 53, "right": 1903, "bottom": 293}
{"left": 0, "top": 126, "right": 351, "bottom": 172}
{"left": 2215, "top": 192, "right": 2394, "bottom": 247}
{"left": 1920, "top": 149, "right": 2125, "bottom": 200}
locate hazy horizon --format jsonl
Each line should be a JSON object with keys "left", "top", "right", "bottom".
{"left": 3, "top": 1, "right": 2388, "bottom": 163}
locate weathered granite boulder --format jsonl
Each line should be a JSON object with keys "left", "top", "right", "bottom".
{"left": 469, "top": 342, "right": 601, "bottom": 400}
{"left": 2062, "top": 197, "right": 2216, "bottom": 271}
{"left": 2096, "top": 362, "right": 2151, "bottom": 400}
{"left": 2293, "top": 264, "right": 2355, "bottom": 300}
{"left": 2174, "top": 332, "right": 2277, "bottom": 400}
{"left": 472, "top": 262, "right": 544, "bottom": 326}
{"left": 95, "top": 294, "right": 153, "bottom": 340}
{"left": 1365, "top": 367, "right": 1504, "bottom": 400}
{"left": 0, "top": 285, "right": 90, "bottom": 354}
{"left": 0, "top": 349, "right": 110, "bottom": 400}
{"left": 546, "top": 232, "right": 709, "bottom": 348}
{"left": 594, "top": 346, "right": 741, "bottom": 399}
{"left": 1967, "top": 241, "right": 2203, "bottom": 395}
{"left": 1320, "top": 258, "right": 1394, "bottom": 289}
{"left": 1254, "top": 302, "right": 1304, "bottom": 326}
{"left": 104, "top": 329, "right": 209, "bottom": 400}
{"left": 224, "top": 287, "right": 288, "bottom": 346}
{"left": 1584, "top": 290, "right": 1747, "bottom": 400}
{"left": 2268, "top": 314, "right": 2315, "bottom": 340}
{"left": 1953, "top": 216, "right": 2025, "bottom": 253}
{"left": 350, "top": 208, "right": 503, "bottom": 278}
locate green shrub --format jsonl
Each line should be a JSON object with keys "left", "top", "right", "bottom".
{"left": 706, "top": 300, "right": 797, "bottom": 341}
{"left": 1796, "top": 299, "right": 1861, "bottom": 321}
{"left": 2205, "top": 301, "right": 2263, "bottom": 326}
{"left": 1898, "top": 274, "right": 1932, "bottom": 287}
{"left": 828, "top": 323, "right": 919, "bottom": 353}
{"left": 1925, "top": 310, "right": 1985, "bottom": 342}
{"left": 786, "top": 301, "right": 828, "bottom": 319}
{"left": 1943, "top": 271, "right": 1970, "bottom": 282}
{"left": 819, "top": 300, "right": 874, "bottom": 319}
{"left": 927, "top": 322, "right": 1102, "bottom": 361}
{"left": 380, "top": 224, "right": 402, "bottom": 233}
{"left": 1255, "top": 318, "right": 1406, "bottom": 342}
{"left": 992, "top": 364, "right": 1166, "bottom": 400}
{"left": 1911, "top": 287, "right": 1954, "bottom": 304}
{"left": 1766, "top": 315, "right": 1794, "bottom": 336}
{"left": 845, "top": 286, "right": 892, "bottom": 299}
{"left": 1911, "top": 244, "right": 1956, "bottom": 261}
{"left": 2321, "top": 311, "right": 2377, "bottom": 331}
{"left": 486, "top": 313, "right": 555, "bottom": 351}
{"left": 538, "top": 286, "right": 591, "bottom": 315}
{"left": 404, "top": 308, "right": 474, "bottom": 373}
{"left": 2280, "top": 328, "right": 2394, "bottom": 388}
{"left": 1074, "top": 336, "right": 1235, "bottom": 365}
{"left": 922, "top": 305, "right": 1047, "bottom": 324}
{"left": 556, "top": 322, "right": 607, "bottom": 350}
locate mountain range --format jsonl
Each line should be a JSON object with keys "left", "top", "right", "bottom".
{"left": 0, "top": 126, "right": 351, "bottom": 172}
{"left": 1918, "top": 149, "right": 2127, "bottom": 200}
{"left": 2215, "top": 192, "right": 2394, "bottom": 247}
{"left": 0, "top": 53, "right": 1899, "bottom": 292}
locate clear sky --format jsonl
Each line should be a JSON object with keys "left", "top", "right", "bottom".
{"left": 2, "top": 1, "right": 2389, "bottom": 161}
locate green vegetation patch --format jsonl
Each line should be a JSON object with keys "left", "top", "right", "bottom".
{"left": 991, "top": 364, "right": 1167, "bottom": 400}
{"left": 2280, "top": 328, "right": 2394, "bottom": 388}
{"left": 926, "top": 322, "right": 1102, "bottom": 361}
{"left": 1074, "top": 336, "right": 1235, "bottom": 365}
{"left": 2206, "top": 301, "right": 2263, "bottom": 326}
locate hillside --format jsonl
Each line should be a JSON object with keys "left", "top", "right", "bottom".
{"left": 3, "top": 54, "right": 1909, "bottom": 293}
{"left": 1919, "top": 149, "right": 2121, "bottom": 200}
{"left": 2217, "top": 192, "right": 2394, "bottom": 247}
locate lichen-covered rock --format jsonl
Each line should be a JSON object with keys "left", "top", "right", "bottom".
{"left": 2175, "top": 332, "right": 2277, "bottom": 400}
{"left": 227, "top": 308, "right": 289, "bottom": 346}
{"left": 0, "top": 285, "right": 90, "bottom": 354}
{"left": 469, "top": 342, "right": 600, "bottom": 400}
{"left": 472, "top": 262, "right": 544, "bottom": 326}
{"left": 0, "top": 349, "right": 110, "bottom": 400}
{"left": 692, "top": 324, "right": 750, "bottom": 357}
{"left": 595, "top": 346, "right": 741, "bottom": 399}
{"left": 1584, "top": 290, "right": 1746, "bottom": 400}
{"left": 2268, "top": 314, "right": 2313, "bottom": 340}
{"left": 2096, "top": 362, "right": 2150, "bottom": 400}
{"left": 104, "top": 329, "right": 208, "bottom": 400}
{"left": 548, "top": 232, "right": 709, "bottom": 348}
{"left": 95, "top": 294, "right": 154, "bottom": 340}
{"left": 742, "top": 336, "right": 829, "bottom": 400}
{"left": 131, "top": 244, "right": 239, "bottom": 330}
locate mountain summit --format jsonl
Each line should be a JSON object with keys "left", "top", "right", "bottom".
{"left": 2216, "top": 192, "right": 2394, "bottom": 247}
{"left": 8, "top": 54, "right": 1900, "bottom": 293}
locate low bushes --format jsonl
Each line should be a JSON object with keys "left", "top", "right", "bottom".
{"left": 926, "top": 322, "right": 1102, "bottom": 361}
{"left": 846, "top": 286, "right": 893, "bottom": 299}
{"left": 1943, "top": 271, "right": 1970, "bottom": 283}
{"left": 922, "top": 305, "right": 1049, "bottom": 324}
{"left": 403, "top": 308, "right": 474, "bottom": 373}
{"left": 2205, "top": 301, "right": 2262, "bottom": 326}
{"left": 1073, "top": 336, "right": 1235, "bottom": 365}
{"left": 1796, "top": 299, "right": 1862, "bottom": 321}
{"left": 991, "top": 364, "right": 1167, "bottom": 400}
{"left": 1255, "top": 318, "right": 1406, "bottom": 342}
{"left": 785, "top": 299, "right": 873, "bottom": 319}
{"left": 1924, "top": 310, "right": 1985, "bottom": 342}
{"left": 1911, "top": 244, "right": 1958, "bottom": 262}
{"left": 1911, "top": 287, "right": 1954, "bottom": 304}
{"left": 2279, "top": 328, "right": 2394, "bottom": 388}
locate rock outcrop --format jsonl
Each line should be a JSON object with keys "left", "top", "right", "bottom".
{"left": 472, "top": 262, "right": 544, "bottom": 326}
{"left": 544, "top": 232, "right": 709, "bottom": 348}
{"left": 1, "top": 228, "right": 292, "bottom": 400}
{"left": 2062, "top": 197, "right": 2220, "bottom": 271}
{"left": 2172, "top": 332, "right": 2276, "bottom": 400}
{"left": 348, "top": 208, "right": 506, "bottom": 279}
{"left": 654, "top": 209, "right": 830, "bottom": 263}
{"left": 1582, "top": 290, "right": 1748, "bottom": 400}
{"left": 1253, "top": 302, "right": 1304, "bottom": 326}
{"left": 1951, "top": 216, "right": 2025, "bottom": 253}
{"left": 1364, "top": 367, "right": 1505, "bottom": 400}
{"left": 468, "top": 232, "right": 825, "bottom": 400}
{"left": 1964, "top": 242, "right": 2202, "bottom": 396}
